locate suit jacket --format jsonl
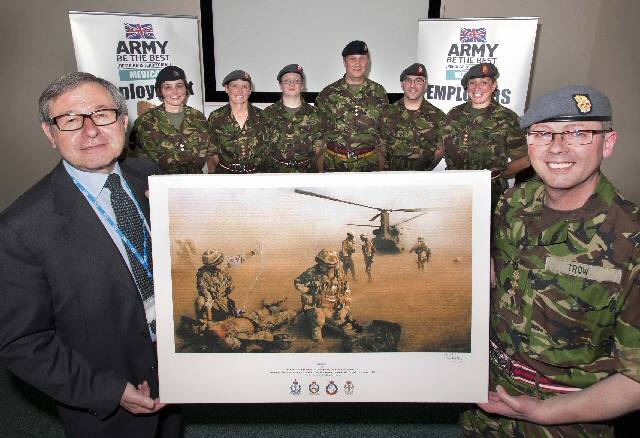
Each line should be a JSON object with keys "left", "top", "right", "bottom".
{"left": 0, "top": 157, "right": 169, "bottom": 438}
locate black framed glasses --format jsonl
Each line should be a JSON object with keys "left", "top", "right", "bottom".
{"left": 402, "top": 78, "right": 426, "bottom": 86}
{"left": 526, "top": 129, "right": 612, "bottom": 146}
{"left": 49, "top": 108, "right": 121, "bottom": 131}
{"left": 280, "top": 79, "right": 303, "bottom": 85}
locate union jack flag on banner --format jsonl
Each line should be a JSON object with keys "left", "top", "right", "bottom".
{"left": 459, "top": 28, "right": 486, "bottom": 43}
{"left": 125, "top": 23, "right": 155, "bottom": 39}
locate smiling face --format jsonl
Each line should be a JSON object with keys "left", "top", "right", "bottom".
{"left": 279, "top": 72, "right": 303, "bottom": 98}
{"left": 41, "top": 82, "right": 127, "bottom": 174}
{"left": 401, "top": 75, "right": 427, "bottom": 104}
{"left": 225, "top": 79, "right": 252, "bottom": 105}
{"left": 160, "top": 79, "right": 188, "bottom": 110}
{"left": 467, "top": 77, "right": 496, "bottom": 108}
{"left": 343, "top": 54, "right": 369, "bottom": 84}
{"left": 527, "top": 120, "right": 617, "bottom": 209}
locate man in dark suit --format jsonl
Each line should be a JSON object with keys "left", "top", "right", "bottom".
{"left": 0, "top": 72, "right": 181, "bottom": 437}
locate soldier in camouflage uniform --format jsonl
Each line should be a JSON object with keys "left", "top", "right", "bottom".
{"left": 409, "top": 237, "right": 431, "bottom": 270}
{"left": 379, "top": 63, "right": 446, "bottom": 171}
{"left": 360, "top": 234, "right": 376, "bottom": 282}
{"left": 264, "top": 64, "right": 324, "bottom": 172}
{"left": 339, "top": 232, "right": 357, "bottom": 280}
{"left": 207, "top": 70, "right": 271, "bottom": 173}
{"left": 462, "top": 86, "right": 640, "bottom": 437}
{"left": 188, "top": 299, "right": 293, "bottom": 352}
{"left": 315, "top": 40, "right": 388, "bottom": 172}
{"left": 442, "top": 63, "right": 530, "bottom": 209}
{"left": 294, "top": 249, "right": 354, "bottom": 341}
{"left": 129, "top": 65, "right": 212, "bottom": 174}
{"left": 195, "top": 248, "right": 256, "bottom": 322}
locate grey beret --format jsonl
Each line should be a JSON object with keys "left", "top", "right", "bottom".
{"left": 461, "top": 63, "right": 499, "bottom": 88}
{"left": 520, "top": 85, "right": 612, "bottom": 129}
{"left": 400, "top": 63, "right": 427, "bottom": 82}
{"left": 222, "top": 70, "right": 252, "bottom": 86}
{"left": 277, "top": 64, "right": 304, "bottom": 82}
{"left": 342, "top": 40, "right": 369, "bottom": 57}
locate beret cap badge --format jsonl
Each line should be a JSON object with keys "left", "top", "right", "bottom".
{"left": 573, "top": 94, "right": 592, "bottom": 114}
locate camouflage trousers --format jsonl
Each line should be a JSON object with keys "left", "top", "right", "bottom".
{"left": 195, "top": 295, "right": 234, "bottom": 321}
{"left": 460, "top": 362, "right": 614, "bottom": 437}
{"left": 341, "top": 256, "right": 356, "bottom": 280}
{"left": 364, "top": 257, "right": 374, "bottom": 281}
{"left": 306, "top": 305, "right": 352, "bottom": 340}
{"left": 461, "top": 408, "right": 613, "bottom": 438}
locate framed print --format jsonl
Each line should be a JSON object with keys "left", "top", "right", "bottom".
{"left": 149, "top": 171, "right": 491, "bottom": 403}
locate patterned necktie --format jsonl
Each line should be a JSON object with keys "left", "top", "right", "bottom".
{"left": 104, "top": 173, "right": 155, "bottom": 333}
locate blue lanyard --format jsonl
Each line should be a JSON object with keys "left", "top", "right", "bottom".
{"left": 72, "top": 176, "right": 152, "bottom": 279}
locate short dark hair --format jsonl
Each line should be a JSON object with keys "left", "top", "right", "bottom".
{"left": 39, "top": 72, "right": 128, "bottom": 123}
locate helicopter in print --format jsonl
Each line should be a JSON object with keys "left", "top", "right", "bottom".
{"left": 294, "top": 189, "right": 429, "bottom": 253}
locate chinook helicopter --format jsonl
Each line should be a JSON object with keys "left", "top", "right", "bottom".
{"left": 294, "top": 189, "right": 429, "bottom": 253}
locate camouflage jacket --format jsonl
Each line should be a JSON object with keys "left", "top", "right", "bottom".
{"left": 442, "top": 100, "right": 527, "bottom": 206}
{"left": 195, "top": 265, "right": 236, "bottom": 317}
{"left": 129, "top": 105, "right": 212, "bottom": 174}
{"left": 410, "top": 242, "right": 431, "bottom": 258}
{"left": 361, "top": 241, "right": 376, "bottom": 259}
{"left": 196, "top": 265, "right": 234, "bottom": 301}
{"left": 315, "top": 77, "right": 388, "bottom": 171}
{"left": 379, "top": 99, "right": 446, "bottom": 170}
{"left": 491, "top": 175, "right": 640, "bottom": 395}
{"left": 340, "top": 238, "right": 356, "bottom": 257}
{"left": 442, "top": 100, "right": 527, "bottom": 171}
{"left": 263, "top": 99, "right": 323, "bottom": 172}
{"left": 294, "top": 265, "right": 350, "bottom": 308}
{"left": 207, "top": 104, "right": 271, "bottom": 173}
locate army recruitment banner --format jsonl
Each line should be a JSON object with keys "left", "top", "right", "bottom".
{"left": 150, "top": 171, "right": 491, "bottom": 403}
{"left": 69, "top": 12, "right": 203, "bottom": 123}
{"left": 417, "top": 18, "right": 538, "bottom": 115}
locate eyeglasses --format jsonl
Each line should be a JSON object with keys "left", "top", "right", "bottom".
{"left": 403, "top": 78, "right": 426, "bottom": 86}
{"left": 281, "top": 79, "right": 303, "bottom": 85}
{"left": 49, "top": 109, "right": 121, "bottom": 131}
{"left": 526, "top": 129, "right": 612, "bottom": 146}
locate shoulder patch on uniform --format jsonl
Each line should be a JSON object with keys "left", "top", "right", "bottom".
{"left": 545, "top": 256, "right": 621, "bottom": 284}
{"left": 572, "top": 94, "right": 592, "bottom": 114}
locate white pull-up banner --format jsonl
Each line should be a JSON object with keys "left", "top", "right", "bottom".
{"left": 69, "top": 11, "right": 203, "bottom": 123}
{"left": 417, "top": 18, "right": 538, "bottom": 115}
